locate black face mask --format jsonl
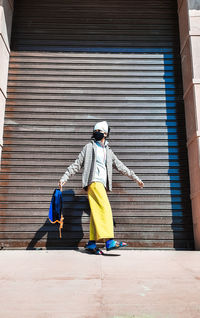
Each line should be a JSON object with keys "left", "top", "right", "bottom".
{"left": 93, "top": 131, "right": 104, "bottom": 141}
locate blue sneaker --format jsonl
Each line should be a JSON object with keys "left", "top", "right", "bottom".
{"left": 106, "top": 239, "right": 128, "bottom": 251}
{"left": 85, "top": 241, "right": 104, "bottom": 255}
{"left": 85, "top": 241, "right": 97, "bottom": 250}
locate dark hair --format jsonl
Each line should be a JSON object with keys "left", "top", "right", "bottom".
{"left": 107, "top": 126, "right": 111, "bottom": 137}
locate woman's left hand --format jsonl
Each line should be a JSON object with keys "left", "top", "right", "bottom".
{"left": 138, "top": 180, "right": 144, "bottom": 188}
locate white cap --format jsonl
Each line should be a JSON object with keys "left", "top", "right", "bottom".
{"left": 93, "top": 121, "right": 108, "bottom": 133}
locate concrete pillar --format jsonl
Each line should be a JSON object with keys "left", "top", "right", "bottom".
{"left": 0, "top": 0, "right": 14, "bottom": 162}
{"left": 178, "top": 0, "right": 200, "bottom": 249}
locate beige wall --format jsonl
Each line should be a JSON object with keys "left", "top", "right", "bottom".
{"left": 178, "top": 0, "right": 200, "bottom": 249}
{"left": 0, "top": 0, "right": 13, "bottom": 162}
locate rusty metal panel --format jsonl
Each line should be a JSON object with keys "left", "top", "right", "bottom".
{"left": 0, "top": 0, "right": 194, "bottom": 249}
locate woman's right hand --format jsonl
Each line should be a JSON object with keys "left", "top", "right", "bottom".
{"left": 58, "top": 180, "right": 66, "bottom": 190}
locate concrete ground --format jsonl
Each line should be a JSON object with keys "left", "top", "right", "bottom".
{"left": 0, "top": 250, "right": 200, "bottom": 318}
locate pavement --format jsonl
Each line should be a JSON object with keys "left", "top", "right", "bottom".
{"left": 0, "top": 249, "right": 200, "bottom": 318}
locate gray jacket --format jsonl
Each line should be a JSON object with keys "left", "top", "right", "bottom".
{"left": 60, "top": 140, "right": 141, "bottom": 191}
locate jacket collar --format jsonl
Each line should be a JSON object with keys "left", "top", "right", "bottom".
{"left": 91, "top": 139, "right": 109, "bottom": 147}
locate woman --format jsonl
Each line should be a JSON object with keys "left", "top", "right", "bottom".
{"left": 59, "top": 121, "right": 144, "bottom": 255}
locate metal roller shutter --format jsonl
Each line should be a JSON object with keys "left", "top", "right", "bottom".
{"left": 0, "top": 0, "right": 194, "bottom": 249}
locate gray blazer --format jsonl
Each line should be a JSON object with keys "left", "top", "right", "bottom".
{"left": 60, "top": 140, "right": 141, "bottom": 191}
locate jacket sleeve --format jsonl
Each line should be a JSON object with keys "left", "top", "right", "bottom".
{"left": 60, "top": 145, "right": 86, "bottom": 183}
{"left": 112, "top": 150, "right": 142, "bottom": 184}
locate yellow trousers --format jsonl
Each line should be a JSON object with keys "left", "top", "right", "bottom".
{"left": 87, "top": 182, "right": 114, "bottom": 241}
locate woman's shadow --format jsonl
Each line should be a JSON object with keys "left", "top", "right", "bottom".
{"left": 27, "top": 189, "right": 90, "bottom": 250}
{"left": 26, "top": 188, "right": 120, "bottom": 256}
